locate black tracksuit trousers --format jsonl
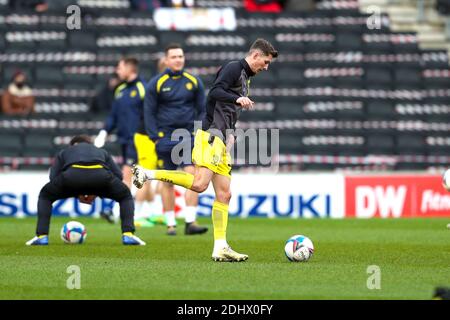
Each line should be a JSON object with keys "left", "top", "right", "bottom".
{"left": 36, "top": 167, "right": 134, "bottom": 235}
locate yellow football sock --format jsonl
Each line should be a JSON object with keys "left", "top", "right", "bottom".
{"left": 155, "top": 170, "right": 194, "bottom": 189}
{"left": 212, "top": 201, "right": 229, "bottom": 240}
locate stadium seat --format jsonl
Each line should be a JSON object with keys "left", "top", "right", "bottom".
{"left": 0, "top": 149, "right": 22, "bottom": 158}
{"left": 276, "top": 100, "right": 304, "bottom": 119}
{"left": 160, "top": 31, "right": 191, "bottom": 48}
{"left": 304, "top": 40, "right": 336, "bottom": 53}
{"left": 336, "top": 105, "right": 365, "bottom": 120}
{"left": 396, "top": 134, "right": 427, "bottom": 155}
{"left": 63, "top": 73, "right": 96, "bottom": 86}
{"left": 0, "top": 34, "right": 5, "bottom": 51}
{"left": 335, "top": 33, "right": 362, "bottom": 51}
{"left": 395, "top": 162, "right": 428, "bottom": 171}
{"left": 366, "top": 134, "right": 395, "bottom": 154}
{"left": 35, "top": 66, "right": 64, "bottom": 85}
{"left": 363, "top": 40, "right": 392, "bottom": 53}
{"left": 37, "top": 38, "right": 67, "bottom": 50}
{"left": 393, "top": 68, "right": 422, "bottom": 85}
{"left": 0, "top": 133, "right": 23, "bottom": 154}
{"left": 392, "top": 42, "right": 420, "bottom": 54}
{"left": 68, "top": 32, "right": 97, "bottom": 50}
{"left": 365, "top": 68, "right": 392, "bottom": 85}
{"left": 302, "top": 163, "right": 335, "bottom": 171}
{"left": 249, "top": 70, "right": 276, "bottom": 87}
{"left": 366, "top": 101, "right": 396, "bottom": 119}
{"left": 427, "top": 146, "right": 450, "bottom": 156}
{"left": 277, "top": 67, "right": 304, "bottom": 86}
{"left": 23, "top": 132, "right": 55, "bottom": 151}
{"left": 6, "top": 41, "right": 37, "bottom": 52}
{"left": 21, "top": 148, "right": 53, "bottom": 158}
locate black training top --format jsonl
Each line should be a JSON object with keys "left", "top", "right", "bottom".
{"left": 50, "top": 142, "right": 123, "bottom": 181}
{"left": 203, "top": 58, "right": 255, "bottom": 141}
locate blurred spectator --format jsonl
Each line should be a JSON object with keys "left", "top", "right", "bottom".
{"left": 9, "top": 0, "right": 48, "bottom": 12}
{"left": 244, "top": 0, "right": 282, "bottom": 13}
{"left": 129, "top": 0, "right": 160, "bottom": 11}
{"left": 244, "top": 0, "right": 315, "bottom": 12}
{"left": 1, "top": 71, "right": 35, "bottom": 116}
{"left": 90, "top": 75, "right": 121, "bottom": 114}
{"left": 129, "top": 0, "right": 192, "bottom": 10}
{"left": 171, "top": 0, "right": 194, "bottom": 8}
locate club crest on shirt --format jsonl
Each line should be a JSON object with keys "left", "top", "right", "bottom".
{"left": 130, "top": 90, "right": 137, "bottom": 98}
{"left": 185, "top": 82, "right": 193, "bottom": 91}
{"left": 212, "top": 154, "right": 220, "bottom": 165}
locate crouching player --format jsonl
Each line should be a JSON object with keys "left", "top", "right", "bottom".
{"left": 26, "top": 135, "right": 145, "bottom": 246}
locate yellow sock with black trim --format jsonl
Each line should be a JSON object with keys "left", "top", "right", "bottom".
{"left": 154, "top": 170, "right": 194, "bottom": 189}
{"left": 212, "top": 201, "right": 229, "bottom": 241}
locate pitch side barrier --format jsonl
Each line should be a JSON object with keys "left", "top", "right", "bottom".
{"left": 0, "top": 172, "right": 448, "bottom": 218}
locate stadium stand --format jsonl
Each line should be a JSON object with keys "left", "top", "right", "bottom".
{"left": 0, "top": 0, "right": 449, "bottom": 172}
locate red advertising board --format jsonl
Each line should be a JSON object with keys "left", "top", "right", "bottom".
{"left": 345, "top": 175, "right": 450, "bottom": 218}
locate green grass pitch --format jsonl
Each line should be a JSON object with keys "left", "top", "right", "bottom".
{"left": 0, "top": 217, "right": 448, "bottom": 299}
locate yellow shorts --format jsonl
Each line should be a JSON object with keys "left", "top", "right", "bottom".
{"left": 192, "top": 129, "right": 231, "bottom": 178}
{"left": 134, "top": 133, "right": 158, "bottom": 170}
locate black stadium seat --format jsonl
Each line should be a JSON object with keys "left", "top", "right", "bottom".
{"left": 0, "top": 133, "right": 23, "bottom": 154}
{"left": 68, "top": 32, "right": 97, "bottom": 50}
{"left": 277, "top": 67, "right": 304, "bottom": 86}
{"left": 335, "top": 33, "right": 362, "bottom": 51}
{"left": 365, "top": 68, "right": 392, "bottom": 85}
{"left": 366, "top": 101, "right": 396, "bottom": 119}
{"left": 276, "top": 101, "right": 304, "bottom": 119}
{"left": 35, "top": 66, "right": 64, "bottom": 85}
{"left": 366, "top": 134, "right": 395, "bottom": 154}
{"left": 394, "top": 68, "right": 422, "bottom": 85}
{"left": 396, "top": 134, "right": 427, "bottom": 154}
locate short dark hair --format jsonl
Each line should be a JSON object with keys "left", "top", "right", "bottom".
{"left": 70, "top": 135, "right": 92, "bottom": 146}
{"left": 249, "top": 38, "right": 278, "bottom": 58}
{"left": 120, "top": 56, "right": 139, "bottom": 71}
{"left": 165, "top": 43, "right": 183, "bottom": 55}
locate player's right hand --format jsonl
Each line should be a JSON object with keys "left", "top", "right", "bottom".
{"left": 94, "top": 130, "right": 107, "bottom": 148}
{"left": 236, "top": 97, "right": 254, "bottom": 110}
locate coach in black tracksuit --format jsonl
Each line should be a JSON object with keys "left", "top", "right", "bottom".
{"left": 35, "top": 135, "right": 135, "bottom": 236}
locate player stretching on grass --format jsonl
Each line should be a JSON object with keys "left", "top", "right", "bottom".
{"left": 26, "top": 135, "right": 145, "bottom": 246}
{"left": 133, "top": 39, "right": 278, "bottom": 261}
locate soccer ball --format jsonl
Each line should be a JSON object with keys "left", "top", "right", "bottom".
{"left": 442, "top": 169, "right": 450, "bottom": 191}
{"left": 285, "top": 235, "right": 314, "bottom": 262}
{"left": 61, "top": 221, "right": 87, "bottom": 244}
